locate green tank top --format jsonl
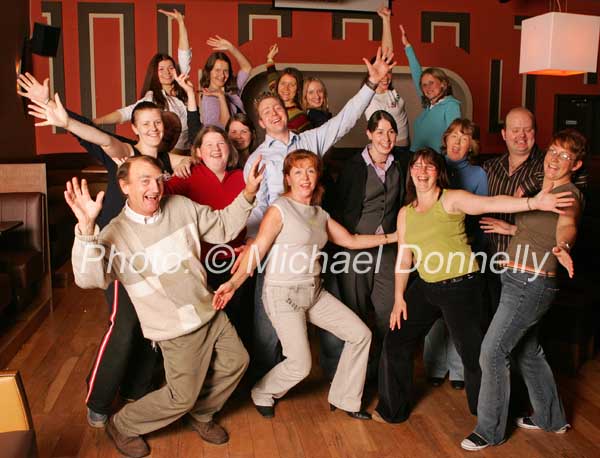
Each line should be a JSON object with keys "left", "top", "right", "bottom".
{"left": 405, "top": 190, "right": 479, "bottom": 283}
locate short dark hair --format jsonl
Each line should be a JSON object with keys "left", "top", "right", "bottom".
{"left": 254, "top": 92, "right": 286, "bottom": 117}
{"left": 131, "top": 101, "right": 161, "bottom": 125}
{"left": 367, "top": 110, "right": 398, "bottom": 134}
{"left": 405, "top": 148, "right": 449, "bottom": 206}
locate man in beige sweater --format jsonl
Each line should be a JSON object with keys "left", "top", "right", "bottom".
{"left": 67, "top": 155, "right": 263, "bottom": 458}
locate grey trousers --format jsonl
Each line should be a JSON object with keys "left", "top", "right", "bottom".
{"left": 252, "top": 280, "right": 371, "bottom": 412}
{"left": 114, "top": 312, "right": 249, "bottom": 436}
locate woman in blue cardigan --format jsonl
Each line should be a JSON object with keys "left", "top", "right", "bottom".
{"left": 400, "top": 25, "right": 461, "bottom": 153}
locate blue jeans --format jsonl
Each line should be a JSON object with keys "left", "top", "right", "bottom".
{"left": 475, "top": 271, "right": 568, "bottom": 444}
{"left": 424, "top": 318, "right": 464, "bottom": 380}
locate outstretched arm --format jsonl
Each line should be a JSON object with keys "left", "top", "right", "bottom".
{"left": 29, "top": 94, "right": 132, "bottom": 159}
{"left": 207, "top": 35, "right": 252, "bottom": 74}
{"left": 443, "top": 185, "right": 575, "bottom": 216}
{"left": 326, "top": 217, "right": 396, "bottom": 249}
{"left": 378, "top": 6, "right": 393, "bottom": 52}
{"left": 400, "top": 25, "right": 423, "bottom": 97}
{"left": 212, "top": 205, "right": 281, "bottom": 310}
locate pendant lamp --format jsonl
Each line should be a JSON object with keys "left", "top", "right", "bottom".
{"left": 519, "top": 12, "right": 600, "bottom": 76}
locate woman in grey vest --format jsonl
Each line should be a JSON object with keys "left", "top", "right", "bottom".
{"left": 212, "top": 150, "right": 397, "bottom": 419}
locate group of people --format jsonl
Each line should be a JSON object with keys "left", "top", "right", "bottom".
{"left": 16, "top": 6, "right": 588, "bottom": 457}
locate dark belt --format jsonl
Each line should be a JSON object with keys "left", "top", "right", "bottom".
{"left": 432, "top": 272, "right": 478, "bottom": 286}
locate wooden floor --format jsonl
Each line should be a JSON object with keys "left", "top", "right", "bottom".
{"left": 7, "top": 284, "right": 600, "bottom": 458}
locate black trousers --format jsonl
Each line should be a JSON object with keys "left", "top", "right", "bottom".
{"left": 376, "top": 274, "right": 484, "bottom": 423}
{"left": 86, "top": 280, "right": 160, "bottom": 415}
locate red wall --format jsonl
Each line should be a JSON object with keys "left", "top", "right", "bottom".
{"left": 30, "top": 0, "right": 600, "bottom": 154}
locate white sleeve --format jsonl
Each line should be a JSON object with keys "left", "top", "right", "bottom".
{"left": 178, "top": 48, "right": 192, "bottom": 75}
{"left": 117, "top": 91, "right": 154, "bottom": 121}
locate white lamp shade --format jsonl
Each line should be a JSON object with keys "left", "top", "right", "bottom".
{"left": 519, "top": 12, "right": 600, "bottom": 76}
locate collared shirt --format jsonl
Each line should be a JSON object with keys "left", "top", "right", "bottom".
{"left": 361, "top": 146, "right": 394, "bottom": 183}
{"left": 243, "top": 84, "right": 375, "bottom": 237}
{"left": 483, "top": 146, "right": 545, "bottom": 254}
{"left": 124, "top": 201, "right": 162, "bottom": 225}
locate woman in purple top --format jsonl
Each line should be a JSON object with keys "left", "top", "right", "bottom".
{"left": 201, "top": 35, "right": 253, "bottom": 128}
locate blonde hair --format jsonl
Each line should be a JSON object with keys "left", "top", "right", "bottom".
{"left": 302, "top": 77, "right": 329, "bottom": 111}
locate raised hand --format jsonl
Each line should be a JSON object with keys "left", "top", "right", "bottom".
{"left": 174, "top": 71, "right": 194, "bottom": 94}
{"left": 364, "top": 46, "right": 396, "bottom": 86}
{"left": 64, "top": 177, "right": 104, "bottom": 235}
{"left": 17, "top": 72, "right": 50, "bottom": 104}
{"left": 158, "top": 8, "right": 184, "bottom": 23}
{"left": 377, "top": 6, "right": 391, "bottom": 20}
{"left": 399, "top": 25, "right": 410, "bottom": 47}
{"left": 28, "top": 93, "right": 69, "bottom": 128}
{"left": 244, "top": 154, "right": 265, "bottom": 198}
{"left": 267, "top": 43, "right": 279, "bottom": 62}
{"left": 212, "top": 281, "right": 236, "bottom": 310}
{"left": 480, "top": 217, "right": 516, "bottom": 235}
{"left": 553, "top": 246, "right": 574, "bottom": 278}
{"left": 389, "top": 299, "right": 407, "bottom": 331}
{"left": 531, "top": 183, "right": 575, "bottom": 214}
{"left": 207, "top": 35, "right": 233, "bottom": 52}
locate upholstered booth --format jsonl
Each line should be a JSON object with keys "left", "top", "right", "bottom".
{"left": 0, "top": 371, "right": 37, "bottom": 458}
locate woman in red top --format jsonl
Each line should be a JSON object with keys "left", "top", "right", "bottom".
{"left": 165, "top": 126, "right": 254, "bottom": 350}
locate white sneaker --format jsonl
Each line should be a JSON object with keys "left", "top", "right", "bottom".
{"left": 461, "top": 432, "right": 490, "bottom": 451}
{"left": 516, "top": 417, "right": 571, "bottom": 434}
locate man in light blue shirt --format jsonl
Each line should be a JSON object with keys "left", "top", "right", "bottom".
{"left": 241, "top": 47, "right": 396, "bottom": 380}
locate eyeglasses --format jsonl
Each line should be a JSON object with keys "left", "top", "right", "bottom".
{"left": 547, "top": 148, "right": 573, "bottom": 162}
{"left": 411, "top": 163, "right": 437, "bottom": 172}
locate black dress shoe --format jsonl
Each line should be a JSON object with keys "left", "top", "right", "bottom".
{"left": 450, "top": 380, "right": 465, "bottom": 390}
{"left": 329, "top": 404, "right": 371, "bottom": 420}
{"left": 428, "top": 377, "right": 444, "bottom": 387}
{"left": 254, "top": 404, "right": 274, "bottom": 418}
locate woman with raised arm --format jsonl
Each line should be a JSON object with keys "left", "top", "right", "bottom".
{"left": 22, "top": 81, "right": 193, "bottom": 427}
{"left": 200, "top": 35, "right": 252, "bottom": 128}
{"left": 362, "top": 7, "right": 409, "bottom": 148}
{"left": 424, "top": 118, "right": 487, "bottom": 391}
{"left": 265, "top": 44, "right": 312, "bottom": 133}
{"left": 461, "top": 129, "right": 584, "bottom": 451}
{"left": 400, "top": 24, "right": 461, "bottom": 153}
{"left": 213, "top": 150, "right": 397, "bottom": 420}
{"left": 94, "top": 9, "right": 192, "bottom": 151}
{"left": 372, "top": 148, "right": 574, "bottom": 425}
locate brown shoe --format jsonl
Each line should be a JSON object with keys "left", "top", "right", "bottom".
{"left": 105, "top": 417, "right": 150, "bottom": 458}
{"left": 189, "top": 417, "right": 229, "bottom": 444}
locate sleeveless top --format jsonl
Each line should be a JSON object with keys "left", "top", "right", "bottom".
{"left": 263, "top": 196, "right": 329, "bottom": 285}
{"left": 405, "top": 190, "right": 478, "bottom": 283}
{"left": 507, "top": 182, "right": 583, "bottom": 273}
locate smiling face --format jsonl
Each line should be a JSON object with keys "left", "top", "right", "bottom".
{"left": 502, "top": 110, "right": 535, "bottom": 158}
{"left": 131, "top": 108, "right": 164, "bottom": 148}
{"left": 376, "top": 71, "right": 393, "bottom": 93}
{"left": 544, "top": 142, "right": 582, "bottom": 185}
{"left": 420, "top": 73, "right": 445, "bottom": 102}
{"left": 209, "top": 59, "right": 230, "bottom": 89}
{"left": 285, "top": 158, "right": 318, "bottom": 201}
{"left": 277, "top": 74, "right": 298, "bottom": 106}
{"left": 257, "top": 96, "right": 289, "bottom": 136}
{"left": 227, "top": 120, "right": 252, "bottom": 152}
{"left": 305, "top": 80, "right": 325, "bottom": 109}
{"left": 410, "top": 158, "right": 439, "bottom": 193}
{"left": 367, "top": 118, "right": 397, "bottom": 156}
{"left": 120, "top": 160, "right": 165, "bottom": 217}
{"left": 157, "top": 59, "right": 176, "bottom": 86}
{"left": 445, "top": 127, "right": 472, "bottom": 161}
{"left": 196, "top": 131, "right": 230, "bottom": 174}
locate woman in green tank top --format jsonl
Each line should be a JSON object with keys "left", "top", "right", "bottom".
{"left": 373, "top": 147, "right": 575, "bottom": 425}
